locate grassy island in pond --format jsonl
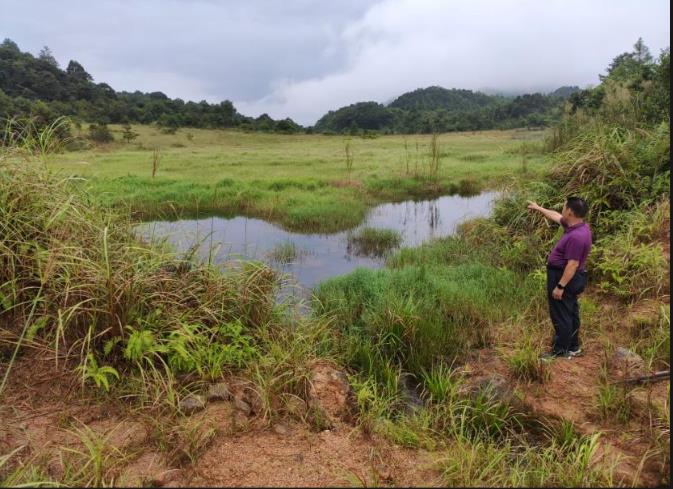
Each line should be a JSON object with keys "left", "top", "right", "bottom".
{"left": 51, "top": 126, "right": 547, "bottom": 232}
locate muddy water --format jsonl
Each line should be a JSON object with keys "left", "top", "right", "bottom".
{"left": 137, "top": 192, "right": 497, "bottom": 294}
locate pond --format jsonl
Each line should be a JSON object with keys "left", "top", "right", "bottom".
{"left": 137, "top": 191, "right": 498, "bottom": 296}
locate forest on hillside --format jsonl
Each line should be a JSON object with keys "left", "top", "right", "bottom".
{"left": 314, "top": 86, "right": 579, "bottom": 134}
{"left": 0, "top": 39, "right": 303, "bottom": 134}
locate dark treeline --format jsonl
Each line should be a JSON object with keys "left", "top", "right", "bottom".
{"left": 0, "top": 39, "right": 303, "bottom": 134}
{"left": 313, "top": 86, "right": 579, "bottom": 135}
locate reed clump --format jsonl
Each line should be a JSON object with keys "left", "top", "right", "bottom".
{"left": 346, "top": 227, "right": 401, "bottom": 257}
{"left": 0, "top": 156, "right": 279, "bottom": 399}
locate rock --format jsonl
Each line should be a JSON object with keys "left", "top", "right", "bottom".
{"left": 611, "top": 347, "right": 645, "bottom": 376}
{"left": 234, "top": 398, "right": 252, "bottom": 416}
{"left": 242, "top": 388, "right": 263, "bottom": 415}
{"left": 472, "top": 374, "right": 514, "bottom": 405}
{"left": 179, "top": 395, "right": 205, "bottom": 415}
{"left": 108, "top": 422, "right": 147, "bottom": 450}
{"left": 117, "top": 451, "right": 167, "bottom": 487}
{"left": 207, "top": 382, "right": 232, "bottom": 402}
{"left": 273, "top": 423, "right": 290, "bottom": 436}
{"left": 307, "top": 361, "right": 357, "bottom": 425}
{"left": 150, "top": 468, "right": 182, "bottom": 487}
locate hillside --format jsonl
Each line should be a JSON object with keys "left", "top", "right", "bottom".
{"left": 0, "top": 39, "right": 302, "bottom": 133}
{"left": 389, "top": 86, "right": 496, "bottom": 111}
{"left": 314, "top": 85, "right": 579, "bottom": 134}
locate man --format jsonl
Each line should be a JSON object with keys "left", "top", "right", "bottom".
{"left": 527, "top": 197, "right": 592, "bottom": 360}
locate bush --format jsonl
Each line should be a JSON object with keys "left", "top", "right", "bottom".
{"left": 87, "top": 123, "right": 114, "bottom": 143}
{"left": 592, "top": 199, "right": 669, "bottom": 301}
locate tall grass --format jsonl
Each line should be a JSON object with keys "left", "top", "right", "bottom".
{"left": 428, "top": 133, "right": 441, "bottom": 181}
{"left": 151, "top": 147, "right": 161, "bottom": 178}
{"left": 0, "top": 145, "right": 282, "bottom": 403}
{"left": 344, "top": 138, "right": 354, "bottom": 181}
{"left": 347, "top": 227, "right": 401, "bottom": 258}
{"left": 313, "top": 261, "right": 531, "bottom": 380}
{"left": 438, "top": 433, "right": 614, "bottom": 487}
{"left": 2, "top": 115, "right": 72, "bottom": 162}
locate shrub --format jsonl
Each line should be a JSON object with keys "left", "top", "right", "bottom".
{"left": 592, "top": 199, "right": 669, "bottom": 301}
{"left": 87, "top": 123, "right": 114, "bottom": 143}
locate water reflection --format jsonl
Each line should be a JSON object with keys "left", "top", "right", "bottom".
{"left": 137, "top": 192, "right": 497, "bottom": 293}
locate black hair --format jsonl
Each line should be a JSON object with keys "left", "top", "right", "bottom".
{"left": 566, "top": 196, "right": 588, "bottom": 218}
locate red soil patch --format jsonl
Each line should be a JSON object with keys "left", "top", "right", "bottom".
{"left": 186, "top": 422, "right": 439, "bottom": 487}
{"left": 0, "top": 351, "right": 441, "bottom": 487}
{"left": 462, "top": 342, "right": 669, "bottom": 487}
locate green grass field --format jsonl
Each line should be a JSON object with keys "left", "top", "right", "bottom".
{"left": 51, "top": 125, "right": 548, "bottom": 232}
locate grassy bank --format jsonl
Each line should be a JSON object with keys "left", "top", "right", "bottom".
{"left": 50, "top": 125, "right": 547, "bottom": 232}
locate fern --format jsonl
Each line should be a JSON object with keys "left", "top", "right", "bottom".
{"left": 76, "top": 354, "right": 119, "bottom": 391}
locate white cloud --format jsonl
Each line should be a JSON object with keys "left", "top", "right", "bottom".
{"left": 236, "top": 0, "right": 670, "bottom": 124}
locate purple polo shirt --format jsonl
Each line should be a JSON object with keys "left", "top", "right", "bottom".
{"left": 547, "top": 218, "right": 592, "bottom": 271}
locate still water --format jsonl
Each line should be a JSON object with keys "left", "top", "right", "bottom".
{"left": 137, "top": 192, "right": 497, "bottom": 293}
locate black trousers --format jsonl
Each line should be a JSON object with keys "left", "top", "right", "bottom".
{"left": 546, "top": 266, "right": 587, "bottom": 353}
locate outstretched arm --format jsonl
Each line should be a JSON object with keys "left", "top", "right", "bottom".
{"left": 527, "top": 201, "right": 562, "bottom": 224}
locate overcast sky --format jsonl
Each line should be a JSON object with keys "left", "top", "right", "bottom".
{"left": 1, "top": 0, "right": 669, "bottom": 125}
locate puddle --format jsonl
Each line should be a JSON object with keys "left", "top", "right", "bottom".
{"left": 137, "top": 192, "right": 498, "bottom": 295}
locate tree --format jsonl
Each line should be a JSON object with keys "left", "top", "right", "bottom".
{"left": 66, "top": 60, "right": 93, "bottom": 82}
{"left": 602, "top": 38, "right": 655, "bottom": 83}
{"left": 1, "top": 38, "right": 20, "bottom": 52}
{"left": 38, "top": 46, "right": 58, "bottom": 68}
{"left": 633, "top": 37, "right": 653, "bottom": 63}
{"left": 121, "top": 123, "right": 138, "bottom": 143}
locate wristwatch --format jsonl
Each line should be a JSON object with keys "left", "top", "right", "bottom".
{"left": 556, "top": 283, "right": 565, "bottom": 289}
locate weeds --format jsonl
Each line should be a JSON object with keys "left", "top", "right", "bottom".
{"left": 76, "top": 353, "right": 120, "bottom": 391}
{"left": 438, "top": 432, "right": 613, "bottom": 487}
{"left": 266, "top": 240, "right": 299, "bottom": 264}
{"left": 347, "top": 227, "right": 401, "bottom": 258}
{"left": 428, "top": 133, "right": 441, "bottom": 181}
{"left": 0, "top": 145, "right": 279, "bottom": 408}
{"left": 505, "top": 336, "right": 549, "bottom": 383}
{"left": 344, "top": 139, "right": 354, "bottom": 181}
{"left": 151, "top": 147, "right": 161, "bottom": 178}
{"left": 149, "top": 416, "right": 215, "bottom": 466}
{"left": 1, "top": 115, "right": 72, "bottom": 162}
{"left": 596, "top": 359, "right": 633, "bottom": 424}
{"left": 62, "top": 421, "right": 126, "bottom": 486}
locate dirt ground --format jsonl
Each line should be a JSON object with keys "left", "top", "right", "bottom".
{"left": 0, "top": 352, "right": 443, "bottom": 487}
{"left": 464, "top": 342, "right": 669, "bottom": 487}
{"left": 1, "top": 330, "right": 669, "bottom": 487}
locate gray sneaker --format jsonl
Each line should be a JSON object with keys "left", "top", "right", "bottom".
{"left": 568, "top": 348, "right": 583, "bottom": 358}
